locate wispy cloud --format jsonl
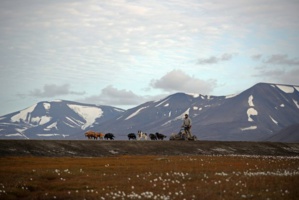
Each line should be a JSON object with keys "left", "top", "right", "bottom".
{"left": 28, "top": 84, "right": 85, "bottom": 98}
{"left": 263, "top": 54, "right": 299, "bottom": 66}
{"left": 197, "top": 53, "right": 235, "bottom": 65}
{"left": 252, "top": 54, "right": 299, "bottom": 85}
{"left": 251, "top": 54, "right": 262, "bottom": 61}
{"left": 80, "top": 85, "right": 147, "bottom": 107}
{"left": 80, "top": 69, "right": 218, "bottom": 108}
{"left": 254, "top": 67, "right": 299, "bottom": 85}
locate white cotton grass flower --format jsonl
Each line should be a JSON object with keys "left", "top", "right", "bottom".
{"left": 215, "top": 172, "right": 228, "bottom": 176}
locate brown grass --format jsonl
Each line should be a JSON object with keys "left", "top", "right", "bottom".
{"left": 0, "top": 155, "right": 298, "bottom": 200}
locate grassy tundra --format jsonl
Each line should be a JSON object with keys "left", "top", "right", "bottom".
{"left": 0, "top": 155, "right": 298, "bottom": 200}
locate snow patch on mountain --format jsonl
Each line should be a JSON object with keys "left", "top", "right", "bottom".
{"left": 62, "top": 134, "right": 69, "bottom": 138}
{"left": 155, "top": 98, "right": 169, "bottom": 107}
{"left": 44, "top": 122, "right": 58, "bottom": 131}
{"left": 241, "top": 126, "right": 257, "bottom": 131}
{"left": 186, "top": 93, "right": 200, "bottom": 98}
{"left": 248, "top": 95, "right": 254, "bottom": 107}
{"left": 276, "top": 85, "right": 295, "bottom": 93}
{"left": 43, "top": 103, "right": 51, "bottom": 111}
{"left": 114, "top": 108, "right": 125, "bottom": 112}
{"left": 185, "top": 108, "right": 190, "bottom": 115}
{"left": 16, "top": 128, "right": 27, "bottom": 133}
{"left": 164, "top": 103, "right": 169, "bottom": 107}
{"left": 31, "top": 116, "right": 52, "bottom": 125}
{"left": 247, "top": 108, "right": 258, "bottom": 122}
{"left": 5, "top": 133, "right": 23, "bottom": 137}
{"left": 64, "top": 121, "right": 76, "bottom": 128}
{"left": 293, "top": 99, "right": 299, "bottom": 109}
{"left": 162, "top": 108, "right": 190, "bottom": 126}
{"left": 225, "top": 94, "right": 237, "bottom": 99}
{"left": 193, "top": 106, "right": 202, "bottom": 111}
{"left": 66, "top": 117, "right": 84, "bottom": 127}
{"left": 10, "top": 129, "right": 29, "bottom": 139}
{"left": 125, "top": 106, "right": 148, "bottom": 120}
{"left": 37, "top": 133, "right": 60, "bottom": 137}
{"left": 51, "top": 100, "right": 62, "bottom": 102}
{"left": 11, "top": 104, "right": 37, "bottom": 122}
{"left": 67, "top": 104, "right": 103, "bottom": 129}
{"left": 269, "top": 116, "right": 278, "bottom": 125}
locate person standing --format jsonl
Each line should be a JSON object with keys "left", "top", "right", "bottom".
{"left": 182, "top": 114, "right": 192, "bottom": 139}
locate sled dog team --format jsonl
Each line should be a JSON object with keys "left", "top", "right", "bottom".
{"left": 84, "top": 130, "right": 167, "bottom": 140}
{"left": 85, "top": 114, "right": 196, "bottom": 141}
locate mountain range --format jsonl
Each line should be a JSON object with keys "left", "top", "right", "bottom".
{"left": 0, "top": 83, "right": 299, "bottom": 142}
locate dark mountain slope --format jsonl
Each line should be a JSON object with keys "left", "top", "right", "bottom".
{"left": 265, "top": 124, "right": 299, "bottom": 143}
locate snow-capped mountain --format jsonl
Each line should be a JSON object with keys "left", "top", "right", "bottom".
{"left": 0, "top": 100, "right": 124, "bottom": 139}
{"left": 0, "top": 83, "right": 298, "bottom": 141}
{"left": 91, "top": 83, "right": 299, "bottom": 141}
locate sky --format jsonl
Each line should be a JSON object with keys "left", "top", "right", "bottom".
{"left": 0, "top": 0, "right": 299, "bottom": 116}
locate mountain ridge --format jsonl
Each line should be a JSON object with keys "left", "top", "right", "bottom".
{"left": 1, "top": 82, "right": 299, "bottom": 142}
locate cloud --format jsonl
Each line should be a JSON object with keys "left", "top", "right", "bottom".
{"left": 197, "top": 53, "right": 235, "bottom": 65}
{"left": 150, "top": 69, "right": 217, "bottom": 94}
{"left": 80, "top": 85, "right": 147, "bottom": 107}
{"left": 251, "top": 54, "right": 262, "bottom": 61}
{"left": 252, "top": 54, "right": 299, "bottom": 85}
{"left": 254, "top": 67, "right": 299, "bottom": 85}
{"left": 252, "top": 54, "right": 299, "bottom": 66}
{"left": 81, "top": 70, "right": 219, "bottom": 109}
{"left": 28, "top": 84, "right": 85, "bottom": 98}
{"left": 263, "top": 54, "right": 299, "bottom": 66}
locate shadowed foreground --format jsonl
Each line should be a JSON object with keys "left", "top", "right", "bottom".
{"left": 0, "top": 140, "right": 299, "bottom": 157}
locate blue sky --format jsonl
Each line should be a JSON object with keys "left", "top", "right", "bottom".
{"left": 0, "top": 0, "right": 299, "bottom": 116}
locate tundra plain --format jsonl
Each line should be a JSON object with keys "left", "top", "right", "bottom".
{"left": 0, "top": 140, "right": 298, "bottom": 200}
